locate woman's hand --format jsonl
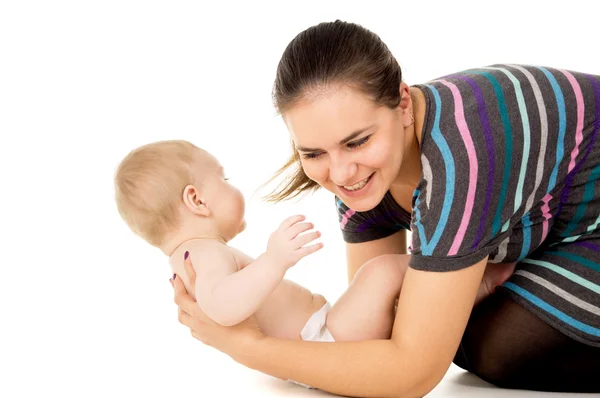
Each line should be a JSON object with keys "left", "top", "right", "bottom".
{"left": 170, "top": 252, "right": 264, "bottom": 362}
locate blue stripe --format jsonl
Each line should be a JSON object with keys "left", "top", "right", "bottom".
{"left": 546, "top": 250, "right": 600, "bottom": 272}
{"left": 522, "top": 258, "right": 600, "bottom": 294}
{"left": 486, "top": 66, "right": 531, "bottom": 214}
{"left": 536, "top": 66, "right": 566, "bottom": 192}
{"left": 416, "top": 85, "right": 455, "bottom": 255}
{"left": 471, "top": 71, "right": 512, "bottom": 236}
{"left": 504, "top": 283, "right": 600, "bottom": 337}
{"left": 413, "top": 189, "right": 427, "bottom": 249}
{"left": 563, "top": 163, "right": 600, "bottom": 237}
{"left": 519, "top": 213, "right": 532, "bottom": 260}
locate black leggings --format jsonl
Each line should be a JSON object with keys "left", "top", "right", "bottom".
{"left": 453, "top": 289, "right": 600, "bottom": 393}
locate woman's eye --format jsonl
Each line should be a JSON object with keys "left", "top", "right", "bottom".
{"left": 302, "top": 152, "right": 322, "bottom": 160}
{"left": 347, "top": 136, "right": 370, "bottom": 149}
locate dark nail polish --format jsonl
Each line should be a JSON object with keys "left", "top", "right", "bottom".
{"left": 184, "top": 251, "right": 189, "bottom": 260}
{"left": 173, "top": 274, "right": 177, "bottom": 280}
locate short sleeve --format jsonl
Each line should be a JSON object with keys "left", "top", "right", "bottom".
{"left": 409, "top": 175, "right": 507, "bottom": 271}
{"left": 408, "top": 82, "right": 511, "bottom": 272}
{"left": 336, "top": 193, "right": 411, "bottom": 244}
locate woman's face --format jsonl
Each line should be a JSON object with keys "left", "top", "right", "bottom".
{"left": 283, "top": 85, "right": 409, "bottom": 212}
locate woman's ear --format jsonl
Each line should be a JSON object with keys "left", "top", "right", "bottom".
{"left": 398, "top": 82, "right": 414, "bottom": 128}
{"left": 182, "top": 184, "right": 211, "bottom": 217}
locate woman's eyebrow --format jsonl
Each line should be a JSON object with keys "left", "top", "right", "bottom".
{"left": 296, "top": 125, "right": 374, "bottom": 152}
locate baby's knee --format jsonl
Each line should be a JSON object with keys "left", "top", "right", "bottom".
{"left": 352, "top": 254, "right": 408, "bottom": 287}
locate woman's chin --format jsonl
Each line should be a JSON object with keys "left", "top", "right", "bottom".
{"left": 342, "top": 173, "right": 390, "bottom": 211}
{"left": 339, "top": 190, "right": 385, "bottom": 212}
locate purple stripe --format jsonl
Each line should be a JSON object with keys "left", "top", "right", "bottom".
{"left": 573, "top": 241, "right": 600, "bottom": 253}
{"left": 355, "top": 212, "right": 411, "bottom": 233}
{"left": 453, "top": 76, "right": 495, "bottom": 249}
{"left": 555, "top": 76, "right": 600, "bottom": 220}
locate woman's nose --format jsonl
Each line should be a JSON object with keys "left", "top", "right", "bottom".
{"left": 329, "top": 155, "right": 357, "bottom": 186}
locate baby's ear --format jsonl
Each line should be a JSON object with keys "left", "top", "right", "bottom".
{"left": 182, "top": 184, "right": 211, "bottom": 217}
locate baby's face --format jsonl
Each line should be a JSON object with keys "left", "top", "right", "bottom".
{"left": 193, "top": 151, "right": 246, "bottom": 240}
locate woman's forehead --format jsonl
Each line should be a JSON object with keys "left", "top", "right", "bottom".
{"left": 285, "top": 87, "right": 379, "bottom": 149}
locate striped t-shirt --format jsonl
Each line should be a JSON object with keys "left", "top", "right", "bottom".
{"left": 337, "top": 64, "right": 600, "bottom": 346}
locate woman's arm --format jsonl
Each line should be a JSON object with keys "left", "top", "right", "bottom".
{"left": 174, "top": 254, "right": 488, "bottom": 398}
{"left": 239, "top": 256, "right": 487, "bottom": 397}
{"left": 345, "top": 230, "right": 408, "bottom": 282}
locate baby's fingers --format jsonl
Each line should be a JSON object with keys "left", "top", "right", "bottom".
{"left": 294, "top": 231, "right": 321, "bottom": 248}
{"left": 279, "top": 214, "right": 306, "bottom": 231}
{"left": 285, "top": 222, "right": 315, "bottom": 239}
{"left": 296, "top": 242, "right": 324, "bottom": 258}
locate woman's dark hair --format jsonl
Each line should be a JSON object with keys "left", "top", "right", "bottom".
{"left": 263, "top": 20, "right": 402, "bottom": 202}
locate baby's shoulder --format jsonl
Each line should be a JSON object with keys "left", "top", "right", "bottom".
{"left": 227, "top": 246, "right": 254, "bottom": 268}
{"left": 188, "top": 240, "right": 237, "bottom": 269}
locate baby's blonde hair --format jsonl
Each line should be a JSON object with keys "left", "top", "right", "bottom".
{"left": 114, "top": 139, "right": 200, "bottom": 247}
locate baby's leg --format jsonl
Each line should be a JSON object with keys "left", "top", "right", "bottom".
{"left": 326, "top": 254, "right": 409, "bottom": 341}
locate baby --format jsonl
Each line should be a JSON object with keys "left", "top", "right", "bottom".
{"left": 114, "top": 140, "right": 411, "bottom": 387}
{"left": 114, "top": 139, "right": 514, "bottom": 387}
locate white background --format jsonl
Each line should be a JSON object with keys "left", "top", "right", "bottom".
{"left": 1, "top": 1, "right": 598, "bottom": 397}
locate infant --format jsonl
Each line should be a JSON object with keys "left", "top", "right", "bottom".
{"left": 114, "top": 139, "right": 514, "bottom": 387}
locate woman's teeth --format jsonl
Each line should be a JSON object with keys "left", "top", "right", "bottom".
{"left": 343, "top": 176, "right": 370, "bottom": 191}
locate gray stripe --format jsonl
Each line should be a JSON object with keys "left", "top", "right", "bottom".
{"left": 421, "top": 154, "right": 433, "bottom": 208}
{"left": 509, "top": 65, "right": 548, "bottom": 213}
{"left": 514, "top": 270, "right": 600, "bottom": 316}
{"left": 490, "top": 235, "right": 509, "bottom": 263}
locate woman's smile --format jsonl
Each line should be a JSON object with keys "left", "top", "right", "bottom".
{"left": 338, "top": 172, "right": 375, "bottom": 197}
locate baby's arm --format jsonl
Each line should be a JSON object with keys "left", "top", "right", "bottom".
{"left": 195, "top": 215, "right": 322, "bottom": 327}
{"left": 193, "top": 243, "right": 285, "bottom": 327}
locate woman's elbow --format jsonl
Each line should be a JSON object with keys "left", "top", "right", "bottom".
{"left": 412, "top": 374, "right": 445, "bottom": 397}
{"left": 390, "top": 373, "right": 443, "bottom": 398}
{"left": 403, "top": 363, "right": 449, "bottom": 397}
{"left": 389, "top": 345, "right": 450, "bottom": 397}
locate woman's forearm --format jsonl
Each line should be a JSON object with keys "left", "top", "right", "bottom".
{"left": 241, "top": 337, "right": 441, "bottom": 398}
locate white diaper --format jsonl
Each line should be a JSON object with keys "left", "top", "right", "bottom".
{"left": 288, "top": 302, "right": 335, "bottom": 389}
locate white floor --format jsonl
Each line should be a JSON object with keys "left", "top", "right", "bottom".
{"left": 173, "top": 358, "right": 597, "bottom": 397}
{"left": 221, "top": 364, "right": 596, "bottom": 397}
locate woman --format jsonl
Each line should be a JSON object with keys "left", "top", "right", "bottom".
{"left": 171, "top": 20, "right": 600, "bottom": 396}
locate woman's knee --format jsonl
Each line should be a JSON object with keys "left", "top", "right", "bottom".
{"left": 454, "top": 292, "right": 541, "bottom": 388}
{"left": 457, "top": 332, "right": 524, "bottom": 388}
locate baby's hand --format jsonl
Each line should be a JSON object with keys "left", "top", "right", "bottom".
{"left": 266, "top": 215, "right": 323, "bottom": 270}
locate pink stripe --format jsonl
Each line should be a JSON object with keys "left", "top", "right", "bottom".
{"left": 340, "top": 209, "right": 355, "bottom": 229}
{"left": 540, "top": 194, "right": 552, "bottom": 242}
{"left": 561, "top": 70, "right": 584, "bottom": 173}
{"left": 440, "top": 80, "right": 478, "bottom": 255}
